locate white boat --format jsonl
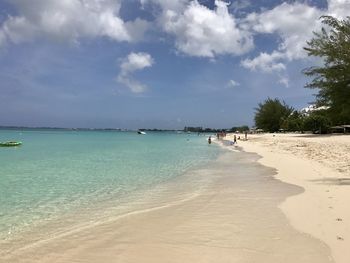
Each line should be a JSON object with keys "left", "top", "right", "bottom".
{"left": 137, "top": 131, "right": 146, "bottom": 135}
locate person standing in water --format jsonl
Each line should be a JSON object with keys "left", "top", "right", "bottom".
{"left": 208, "top": 136, "right": 212, "bottom": 144}
{"left": 233, "top": 135, "right": 237, "bottom": 145}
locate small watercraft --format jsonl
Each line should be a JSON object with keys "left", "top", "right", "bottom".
{"left": 0, "top": 141, "right": 22, "bottom": 147}
{"left": 137, "top": 131, "right": 146, "bottom": 135}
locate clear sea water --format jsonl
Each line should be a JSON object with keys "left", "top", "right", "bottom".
{"left": 0, "top": 129, "right": 221, "bottom": 242}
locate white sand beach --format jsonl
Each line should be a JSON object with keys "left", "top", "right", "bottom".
{"left": 225, "top": 133, "right": 350, "bottom": 263}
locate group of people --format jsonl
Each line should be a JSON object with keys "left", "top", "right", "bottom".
{"left": 216, "top": 131, "right": 227, "bottom": 140}
{"left": 208, "top": 131, "right": 248, "bottom": 145}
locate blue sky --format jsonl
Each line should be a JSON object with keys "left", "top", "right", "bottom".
{"left": 0, "top": 0, "right": 348, "bottom": 129}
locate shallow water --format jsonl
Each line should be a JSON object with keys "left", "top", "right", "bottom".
{"left": 2, "top": 147, "right": 333, "bottom": 263}
{"left": 0, "top": 129, "right": 220, "bottom": 242}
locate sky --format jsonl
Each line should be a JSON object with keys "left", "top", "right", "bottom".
{"left": 0, "top": 0, "right": 349, "bottom": 129}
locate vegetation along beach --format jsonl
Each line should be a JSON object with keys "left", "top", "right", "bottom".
{"left": 0, "top": 1, "right": 349, "bottom": 262}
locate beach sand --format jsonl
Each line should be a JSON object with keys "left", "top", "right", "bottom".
{"left": 2, "top": 150, "right": 333, "bottom": 263}
{"left": 225, "top": 133, "right": 350, "bottom": 263}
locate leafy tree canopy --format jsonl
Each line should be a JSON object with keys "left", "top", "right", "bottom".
{"left": 302, "top": 113, "right": 331, "bottom": 134}
{"left": 255, "top": 98, "right": 294, "bottom": 132}
{"left": 281, "top": 110, "right": 303, "bottom": 132}
{"left": 304, "top": 15, "right": 350, "bottom": 124}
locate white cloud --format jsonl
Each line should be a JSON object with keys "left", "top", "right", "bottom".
{"left": 327, "top": 0, "right": 350, "bottom": 19}
{"left": 245, "top": 2, "right": 322, "bottom": 61}
{"left": 1, "top": 0, "right": 349, "bottom": 75}
{"left": 155, "top": 0, "right": 254, "bottom": 58}
{"left": 0, "top": 0, "right": 149, "bottom": 47}
{"left": 117, "top": 52, "right": 154, "bottom": 93}
{"left": 227, "top": 79, "right": 240, "bottom": 88}
{"left": 143, "top": 0, "right": 349, "bottom": 62}
{"left": 278, "top": 75, "right": 290, "bottom": 88}
{"left": 241, "top": 0, "right": 350, "bottom": 74}
{"left": 241, "top": 51, "right": 286, "bottom": 72}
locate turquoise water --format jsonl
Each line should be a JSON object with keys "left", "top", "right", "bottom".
{"left": 0, "top": 129, "right": 220, "bottom": 240}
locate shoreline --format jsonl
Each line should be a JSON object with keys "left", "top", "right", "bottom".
{"left": 225, "top": 133, "right": 350, "bottom": 263}
{"left": 0, "top": 147, "right": 221, "bottom": 256}
{"left": 3, "top": 145, "right": 333, "bottom": 262}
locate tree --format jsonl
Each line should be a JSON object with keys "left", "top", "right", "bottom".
{"left": 255, "top": 98, "right": 294, "bottom": 132}
{"left": 302, "top": 113, "right": 331, "bottom": 134}
{"left": 281, "top": 110, "right": 304, "bottom": 132}
{"left": 304, "top": 15, "right": 350, "bottom": 124}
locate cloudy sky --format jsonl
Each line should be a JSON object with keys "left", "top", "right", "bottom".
{"left": 0, "top": 0, "right": 348, "bottom": 129}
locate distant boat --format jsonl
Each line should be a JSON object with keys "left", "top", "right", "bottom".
{"left": 0, "top": 141, "right": 22, "bottom": 147}
{"left": 137, "top": 131, "right": 146, "bottom": 135}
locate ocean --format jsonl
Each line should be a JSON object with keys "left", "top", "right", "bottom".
{"left": 0, "top": 129, "right": 221, "bottom": 245}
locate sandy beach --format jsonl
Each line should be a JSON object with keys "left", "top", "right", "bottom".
{"left": 225, "top": 133, "right": 350, "bottom": 263}
{"left": 2, "top": 0, "right": 349, "bottom": 262}
{"left": 3, "top": 136, "right": 339, "bottom": 263}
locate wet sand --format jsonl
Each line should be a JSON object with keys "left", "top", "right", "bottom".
{"left": 3, "top": 151, "right": 333, "bottom": 263}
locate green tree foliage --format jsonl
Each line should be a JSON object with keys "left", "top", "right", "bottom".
{"left": 302, "top": 113, "right": 331, "bottom": 134}
{"left": 281, "top": 111, "right": 304, "bottom": 132}
{"left": 304, "top": 15, "right": 350, "bottom": 124}
{"left": 255, "top": 98, "right": 294, "bottom": 132}
{"left": 184, "top": 127, "right": 203, "bottom": 132}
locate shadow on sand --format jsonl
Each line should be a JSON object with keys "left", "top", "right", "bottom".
{"left": 310, "top": 177, "right": 350, "bottom": 185}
